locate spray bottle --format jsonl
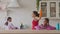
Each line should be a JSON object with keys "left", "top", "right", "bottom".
{"left": 20, "top": 22, "right": 24, "bottom": 29}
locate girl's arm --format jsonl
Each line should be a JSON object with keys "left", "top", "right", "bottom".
{"left": 34, "top": 16, "right": 41, "bottom": 20}
{"left": 38, "top": 16, "right": 41, "bottom": 20}
{"left": 8, "top": 23, "right": 18, "bottom": 29}
{"left": 33, "top": 12, "right": 42, "bottom": 20}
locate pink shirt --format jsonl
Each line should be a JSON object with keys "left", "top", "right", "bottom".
{"left": 35, "top": 24, "right": 56, "bottom": 30}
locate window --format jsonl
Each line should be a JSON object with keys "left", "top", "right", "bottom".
{"left": 41, "top": 2, "right": 47, "bottom": 17}
{"left": 50, "top": 2, "right": 56, "bottom": 17}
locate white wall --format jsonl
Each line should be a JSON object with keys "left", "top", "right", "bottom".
{"left": 8, "top": 0, "right": 36, "bottom": 27}
{"left": 0, "top": 0, "right": 60, "bottom": 28}
{"left": 0, "top": 0, "right": 36, "bottom": 28}
{"left": 0, "top": 11, "right": 7, "bottom": 27}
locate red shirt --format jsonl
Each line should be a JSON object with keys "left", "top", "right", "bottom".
{"left": 32, "top": 20, "right": 39, "bottom": 30}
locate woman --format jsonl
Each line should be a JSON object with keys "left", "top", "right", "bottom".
{"left": 4, "top": 17, "right": 18, "bottom": 30}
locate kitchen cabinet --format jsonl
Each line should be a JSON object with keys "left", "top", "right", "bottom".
{"left": 39, "top": 0, "right": 60, "bottom": 19}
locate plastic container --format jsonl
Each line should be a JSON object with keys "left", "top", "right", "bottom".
{"left": 56, "top": 23, "right": 59, "bottom": 30}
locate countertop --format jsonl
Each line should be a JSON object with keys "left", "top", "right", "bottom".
{"left": 0, "top": 29, "right": 60, "bottom": 33}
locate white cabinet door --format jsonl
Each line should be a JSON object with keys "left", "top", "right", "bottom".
{"left": 50, "top": 2, "right": 56, "bottom": 17}
{"left": 40, "top": 2, "right": 47, "bottom": 17}
{"left": 59, "top": 2, "right": 60, "bottom": 17}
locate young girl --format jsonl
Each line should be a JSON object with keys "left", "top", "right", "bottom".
{"left": 4, "top": 17, "right": 18, "bottom": 30}
{"left": 40, "top": 18, "right": 56, "bottom": 30}
{"left": 32, "top": 11, "right": 41, "bottom": 30}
